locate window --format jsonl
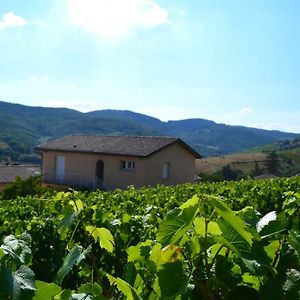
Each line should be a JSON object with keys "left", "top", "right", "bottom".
{"left": 120, "top": 160, "right": 136, "bottom": 171}
{"left": 162, "top": 162, "right": 170, "bottom": 179}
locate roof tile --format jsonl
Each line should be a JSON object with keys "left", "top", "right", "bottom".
{"left": 37, "top": 135, "right": 201, "bottom": 158}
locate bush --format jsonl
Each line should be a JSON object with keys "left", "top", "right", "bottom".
{"left": 1, "top": 175, "right": 44, "bottom": 200}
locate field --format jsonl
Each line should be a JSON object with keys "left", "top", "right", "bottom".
{"left": 196, "top": 153, "right": 267, "bottom": 175}
{"left": 0, "top": 177, "right": 300, "bottom": 299}
{"left": 196, "top": 146, "right": 300, "bottom": 178}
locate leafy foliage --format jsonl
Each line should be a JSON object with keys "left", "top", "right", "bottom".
{"left": 0, "top": 177, "right": 300, "bottom": 298}
{"left": 1, "top": 175, "right": 45, "bottom": 200}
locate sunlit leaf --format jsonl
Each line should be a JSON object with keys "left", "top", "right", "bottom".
{"left": 256, "top": 211, "right": 277, "bottom": 232}
{"left": 211, "top": 198, "right": 253, "bottom": 246}
{"left": 107, "top": 274, "right": 141, "bottom": 300}
{"left": 86, "top": 226, "right": 115, "bottom": 253}
{"left": 33, "top": 281, "right": 61, "bottom": 300}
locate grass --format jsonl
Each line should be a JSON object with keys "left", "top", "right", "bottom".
{"left": 196, "top": 152, "right": 267, "bottom": 175}
{"left": 196, "top": 147, "right": 300, "bottom": 177}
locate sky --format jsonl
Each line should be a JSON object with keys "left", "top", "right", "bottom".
{"left": 0, "top": 0, "right": 299, "bottom": 133}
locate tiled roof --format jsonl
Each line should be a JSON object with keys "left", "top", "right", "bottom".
{"left": 37, "top": 135, "right": 201, "bottom": 158}
{"left": 0, "top": 165, "right": 40, "bottom": 183}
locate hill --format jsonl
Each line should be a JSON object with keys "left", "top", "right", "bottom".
{"left": 196, "top": 138, "right": 300, "bottom": 179}
{"left": 0, "top": 100, "right": 298, "bottom": 162}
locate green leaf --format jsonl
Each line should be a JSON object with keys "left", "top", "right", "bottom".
{"left": 213, "top": 219, "right": 253, "bottom": 257}
{"left": 258, "top": 212, "right": 287, "bottom": 239}
{"left": 33, "top": 281, "right": 61, "bottom": 300}
{"left": 56, "top": 245, "right": 91, "bottom": 285}
{"left": 1, "top": 234, "right": 32, "bottom": 265}
{"left": 54, "top": 289, "right": 72, "bottom": 300}
{"left": 0, "top": 266, "right": 14, "bottom": 299}
{"left": 157, "top": 196, "right": 199, "bottom": 246}
{"left": 194, "top": 217, "right": 222, "bottom": 236}
{"left": 69, "top": 199, "right": 84, "bottom": 212}
{"left": 12, "top": 266, "right": 36, "bottom": 300}
{"left": 180, "top": 195, "right": 199, "bottom": 224}
{"left": 14, "top": 266, "right": 36, "bottom": 291}
{"left": 211, "top": 198, "right": 253, "bottom": 246}
{"left": 157, "top": 261, "right": 188, "bottom": 298}
{"left": 127, "top": 245, "right": 142, "bottom": 262}
{"left": 213, "top": 235, "right": 240, "bottom": 255}
{"left": 256, "top": 211, "right": 277, "bottom": 232}
{"left": 86, "top": 226, "right": 115, "bottom": 253}
{"left": 127, "top": 240, "right": 152, "bottom": 263}
{"left": 107, "top": 274, "right": 142, "bottom": 300}
{"left": 264, "top": 240, "right": 280, "bottom": 260}
{"left": 78, "top": 283, "right": 102, "bottom": 296}
{"left": 0, "top": 248, "right": 4, "bottom": 260}
{"left": 287, "top": 231, "right": 300, "bottom": 255}
{"left": 58, "top": 205, "right": 79, "bottom": 233}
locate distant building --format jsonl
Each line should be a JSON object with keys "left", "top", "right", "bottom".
{"left": 37, "top": 135, "right": 201, "bottom": 190}
{"left": 0, "top": 164, "right": 40, "bottom": 190}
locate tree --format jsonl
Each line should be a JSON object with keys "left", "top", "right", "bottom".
{"left": 219, "top": 165, "right": 243, "bottom": 181}
{"left": 265, "top": 151, "right": 280, "bottom": 174}
{"left": 252, "top": 161, "right": 263, "bottom": 177}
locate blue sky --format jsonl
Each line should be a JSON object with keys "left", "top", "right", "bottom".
{"left": 0, "top": 0, "right": 299, "bottom": 132}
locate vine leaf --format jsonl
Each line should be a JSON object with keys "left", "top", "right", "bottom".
{"left": 211, "top": 198, "right": 253, "bottom": 246}
{"left": 287, "top": 231, "right": 300, "bottom": 255}
{"left": 157, "top": 261, "right": 188, "bottom": 298}
{"left": 58, "top": 205, "right": 79, "bottom": 233}
{"left": 107, "top": 274, "right": 142, "bottom": 300}
{"left": 33, "top": 281, "right": 61, "bottom": 300}
{"left": 256, "top": 211, "right": 277, "bottom": 232}
{"left": 56, "top": 245, "right": 91, "bottom": 285}
{"left": 86, "top": 226, "right": 115, "bottom": 253}
{"left": 157, "top": 196, "right": 199, "bottom": 246}
{"left": 1, "top": 234, "right": 32, "bottom": 265}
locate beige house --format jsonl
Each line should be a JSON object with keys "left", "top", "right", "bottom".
{"left": 37, "top": 135, "right": 201, "bottom": 190}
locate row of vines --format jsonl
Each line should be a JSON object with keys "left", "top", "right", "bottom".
{"left": 0, "top": 177, "right": 300, "bottom": 299}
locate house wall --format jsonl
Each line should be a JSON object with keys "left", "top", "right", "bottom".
{"left": 41, "top": 143, "right": 196, "bottom": 190}
{"left": 144, "top": 143, "right": 196, "bottom": 186}
{"left": 41, "top": 151, "right": 147, "bottom": 189}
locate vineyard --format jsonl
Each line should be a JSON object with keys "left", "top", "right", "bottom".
{"left": 0, "top": 177, "right": 300, "bottom": 299}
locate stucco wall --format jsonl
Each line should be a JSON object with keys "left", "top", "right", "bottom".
{"left": 41, "top": 151, "right": 147, "bottom": 189}
{"left": 144, "top": 143, "right": 196, "bottom": 186}
{"left": 41, "top": 143, "right": 196, "bottom": 189}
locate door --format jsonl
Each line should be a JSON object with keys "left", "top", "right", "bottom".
{"left": 96, "top": 160, "right": 104, "bottom": 182}
{"left": 55, "top": 156, "right": 65, "bottom": 183}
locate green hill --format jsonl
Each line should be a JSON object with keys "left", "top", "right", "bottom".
{"left": 0, "top": 100, "right": 298, "bottom": 162}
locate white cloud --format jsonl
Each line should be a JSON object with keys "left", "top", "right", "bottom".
{"left": 0, "top": 12, "right": 27, "bottom": 31}
{"left": 67, "top": 0, "right": 168, "bottom": 39}
{"left": 240, "top": 107, "right": 254, "bottom": 114}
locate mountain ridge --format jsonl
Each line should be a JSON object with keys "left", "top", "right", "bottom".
{"left": 0, "top": 100, "right": 298, "bottom": 162}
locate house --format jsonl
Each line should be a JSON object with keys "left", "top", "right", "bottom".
{"left": 0, "top": 164, "right": 40, "bottom": 191}
{"left": 36, "top": 135, "right": 201, "bottom": 190}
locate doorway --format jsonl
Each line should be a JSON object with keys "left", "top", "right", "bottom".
{"left": 55, "top": 156, "right": 65, "bottom": 183}
{"left": 95, "top": 160, "right": 104, "bottom": 182}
